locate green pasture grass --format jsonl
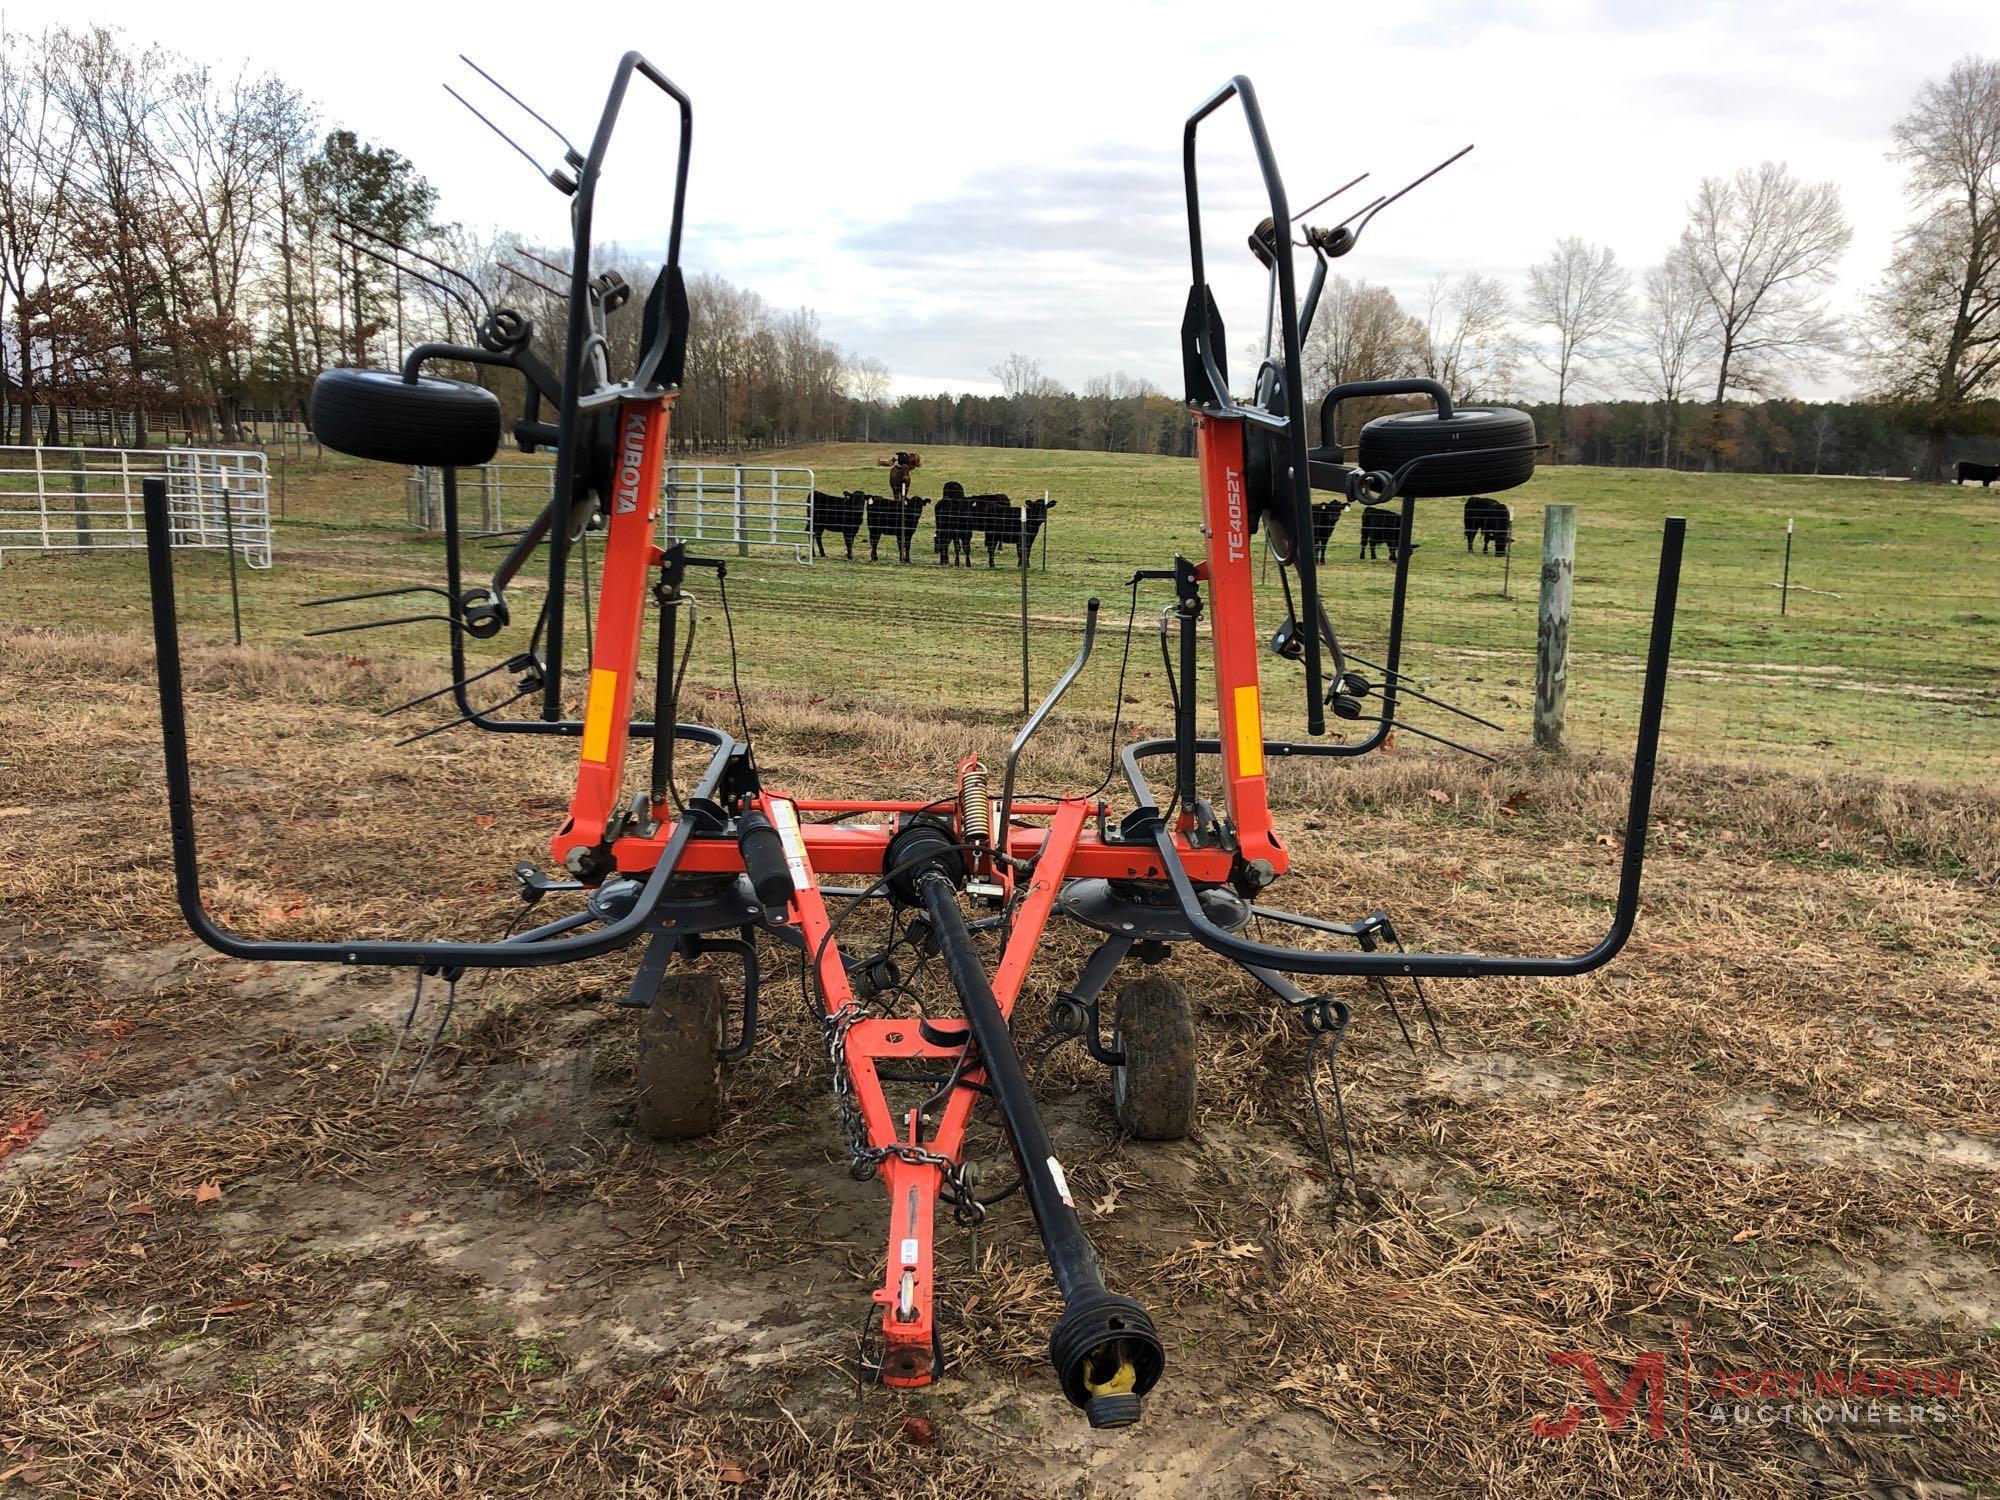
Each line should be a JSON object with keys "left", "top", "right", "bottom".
{"left": 2, "top": 441, "right": 1993, "bottom": 780}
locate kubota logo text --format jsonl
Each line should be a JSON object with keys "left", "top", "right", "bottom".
{"left": 613, "top": 409, "right": 649, "bottom": 515}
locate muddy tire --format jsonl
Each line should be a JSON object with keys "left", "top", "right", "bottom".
{"left": 1111, "top": 976, "right": 1197, "bottom": 1140}
{"left": 633, "top": 972, "right": 722, "bottom": 1139}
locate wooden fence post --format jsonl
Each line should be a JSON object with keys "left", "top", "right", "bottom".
{"left": 1534, "top": 503, "right": 1576, "bottom": 751}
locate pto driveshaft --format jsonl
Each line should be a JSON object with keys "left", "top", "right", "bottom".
{"left": 915, "top": 871, "right": 1165, "bottom": 1427}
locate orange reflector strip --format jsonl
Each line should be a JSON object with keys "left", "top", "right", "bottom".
{"left": 1234, "top": 684, "right": 1264, "bottom": 777}
{"left": 580, "top": 668, "right": 618, "bottom": 763}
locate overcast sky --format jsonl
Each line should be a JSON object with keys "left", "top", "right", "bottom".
{"left": 16, "top": 0, "right": 1997, "bottom": 399}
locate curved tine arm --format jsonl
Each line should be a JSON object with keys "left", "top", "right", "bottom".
{"left": 1123, "top": 518, "right": 1685, "bottom": 979}
{"left": 143, "top": 474, "right": 738, "bottom": 970}
{"left": 996, "top": 598, "right": 1102, "bottom": 845}
{"left": 1180, "top": 73, "right": 1322, "bottom": 732}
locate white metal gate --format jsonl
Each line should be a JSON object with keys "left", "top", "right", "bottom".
{"left": 0, "top": 445, "right": 271, "bottom": 567}
{"left": 663, "top": 466, "right": 816, "bottom": 563}
{"left": 406, "top": 462, "right": 556, "bottom": 533}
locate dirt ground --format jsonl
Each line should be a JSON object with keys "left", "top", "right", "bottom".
{"left": 3, "top": 626, "right": 1997, "bottom": 1497}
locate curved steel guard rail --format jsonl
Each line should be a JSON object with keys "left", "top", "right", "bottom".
{"left": 996, "top": 598, "right": 1101, "bottom": 843}
{"left": 1183, "top": 74, "right": 1325, "bottom": 736}
{"left": 143, "top": 475, "right": 733, "bottom": 970}
{"left": 1123, "top": 516, "right": 1685, "bottom": 979}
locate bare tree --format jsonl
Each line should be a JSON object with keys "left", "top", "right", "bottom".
{"left": 1680, "top": 162, "right": 1851, "bottom": 420}
{"left": 846, "top": 355, "right": 890, "bottom": 440}
{"left": 53, "top": 26, "right": 177, "bottom": 445}
{"left": 1628, "top": 248, "right": 1713, "bottom": 466}
{"left": 1300, "top": 275, "right": 1425, "bottom": 443}
{"left": 991, "top": 353, "right": 1062, "bottom": 447}
{"left": 1525, "top": 237, "right": 1630, "bottom": 462}
{"left": 1861, "top": 56, "right": 2000, "bottom": 481}
{"left": 0, "top": 29, "right": 80, "bottom": 443}
{"left": 1416, "top": 273, "right": 1518, "bottom": 403}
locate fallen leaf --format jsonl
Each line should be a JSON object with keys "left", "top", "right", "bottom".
{"left": 205, "top": 1299, "right": 259, "bottom": 1316}
{"left": 1426, "top": 787, "right": 1451, "bottom": 804}
{"left": 899, "top": 1416, "right": 936, "bottom": 1446}
{"left": 1730, "top": 1228, "right": 1758, "bottom": 1244}
{"left": 194, "top": 1181, "right": 223, "bottom": 1206}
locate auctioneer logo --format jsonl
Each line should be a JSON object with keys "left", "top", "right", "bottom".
{"left": 1532, "top": 1342, "right": 1968, "bottom": 1457}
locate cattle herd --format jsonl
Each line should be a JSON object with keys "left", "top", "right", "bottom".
{"left": 1306, "top": 496, "right": 1515, "bottom": 564}
{"left": 809, "top": 480, "right": 1057, "bottom": 567}
{"left": 811, "top": 475, "right": 1520, "bottom": 573}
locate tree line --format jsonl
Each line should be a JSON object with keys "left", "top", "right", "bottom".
{"left": 3, "top": 30, "right": 1993, "bottom": 481}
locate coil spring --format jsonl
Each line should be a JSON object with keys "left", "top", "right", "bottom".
{"left": 959, "top": 760, "right": 991, "bottom": 846}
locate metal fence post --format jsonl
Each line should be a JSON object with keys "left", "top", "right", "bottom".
{"left": 221, "top": 487, "right": 244, "bottom": 646}
{"left": 733, "top": 464, "right": 748, "bottom": 557}
{"left": 71, "top": 444, "right": 94, "bottom": 547}
{"left": 1780, "top": 517, "right": 1793, "bottom": 615}
{"left": 1534, "top": 503, "right": 1576, "bottom": 751}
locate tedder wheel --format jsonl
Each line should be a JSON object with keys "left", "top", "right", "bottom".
{"left": 633, "top": 972, "right": 723, "bottom": 1140}
{"left": 1356, "top": 406, "right": 1537, "bottom": 497}
{"left": 1111, "top": 976, "right": 1198, "bottom": 1141}
{"left": 309, "top": 367, "right": 503, "bottom": 469}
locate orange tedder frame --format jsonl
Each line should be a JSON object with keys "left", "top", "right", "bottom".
{"left": 542, "top": 393, "right": 1278, "bottom": 1381}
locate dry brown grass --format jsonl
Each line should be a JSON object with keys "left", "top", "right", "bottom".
{"left": 3, "top": 623, "right": 1997, "bottom": 1498}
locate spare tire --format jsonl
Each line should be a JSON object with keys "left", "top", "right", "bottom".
{"left": 1357, "top": 406, "right": 1536, "bottom": 498}
{"left": 310, "top": 368, "right": 502, "bottom": 468}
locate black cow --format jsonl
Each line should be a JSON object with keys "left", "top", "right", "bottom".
{"left": 1358, "top": 505, "right": 1400, "bottom": 561}
{"left": 1462, "top": 496, "right": 1512, "bottom": 555}
{"left": 983, "top": 497, "right": 1056, "bottom": 568}
{"left": 1956, "top": 460, "right": 1999, "bottom": 487}
{"left": 810, "top": 490, "right": 866, "bottom": 559}
{"left": 867, "top": 493, "right": 930, "bottom": 563}
{"left": 932, "top": 482, "right": 999, "bottom": 567}
{"left": 1311, "top": 500, "right": 1349, "bottom": 562}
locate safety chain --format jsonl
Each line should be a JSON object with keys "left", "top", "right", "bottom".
{"left": 821, "top": 997, "right": 985, "bottom": 1224}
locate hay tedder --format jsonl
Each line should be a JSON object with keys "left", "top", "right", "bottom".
{"left": 141, "top": 57, "right": 1685, "bottom": 1426}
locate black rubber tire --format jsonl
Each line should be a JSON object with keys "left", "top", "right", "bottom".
{"left": 309, "top": 367, "right": 502, "bottom": 468}
{"left": 1111, "top": 976, "right": 1197, "bottom": 1140}
{"left": 1357, "top": 406, "right": 1537, "bottom": 498}
{"left": 633, "top": 972, "right": 723, "bottom": 1140}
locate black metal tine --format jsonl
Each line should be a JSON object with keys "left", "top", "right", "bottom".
{"left": 1302, "top": 1029, "right": 1356, "bottom": 1220}
{"left": 1332, "top": 194, "right": 1387, "bottom": 232}
{"left": 379, "top": 654, "right": 520, "bottom": 717}
{"left": 301, "top": 584, "right": 456, "bottom": 609}
{"left": 511, "top": 246, "right": 574, "bottom": 281}
{"left": 337, "top": 217, "right": 495, "bottom": 324}
{"left": 304, "top": 612, "right": 465, "bottom": 639}
{"left": 333, "top": 231, "right": 483, "bottom": 331}
{"left": 402, "top": 976, "right": 458, "bottom": 1105}
{"left": 459, "top": 54, "right": 582, "bottom": 164}
{"left": 1352, "top": 145, "right": 1473, "bottom": 241}
{"left": 1342, "top": 652, "right": 1506, "bottom": 733}
{"left": 444, "top": 83, "right": 574, "bottom": 195}
{"left": 374, "top": 971, "right": 425, "bottom": 1103}
{"left": 1371, "top": 976, "right": 1418, "bottom": 1054}
{"left": 1290, "top": 172, "right": 1369, "bottom": 223}
{"left": 1340, "top": 714, "right": 1496, "bottom": 762}
{"left": 393, "top": 682, "right": 539, "bottom": 747}
{"left": 1378, "top": 919, "right": 1445, "bottom": 1050}
{"left": 500, "top": 259, "right": 570, "bottom": 300}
